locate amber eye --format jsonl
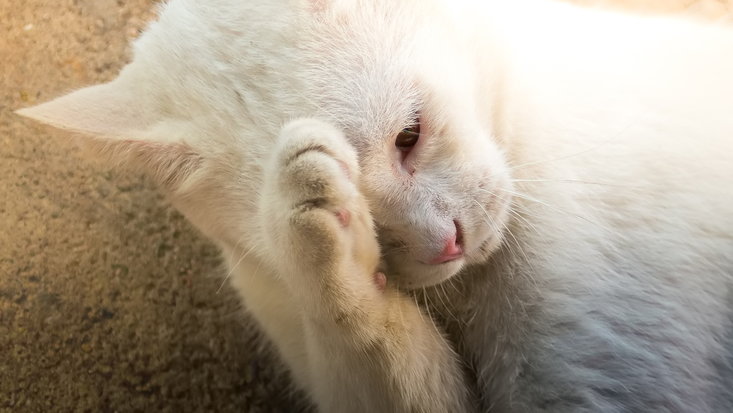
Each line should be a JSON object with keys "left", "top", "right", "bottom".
{"left": 396, "top": 122, "right": 420, "bottom": 150}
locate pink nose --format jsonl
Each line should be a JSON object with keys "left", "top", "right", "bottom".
{"left": 428, "top": 234, "right": 463, "bottom": 265}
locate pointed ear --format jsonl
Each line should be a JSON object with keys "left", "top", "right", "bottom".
{"left": 17, "top": 80, "right": 152, "bottom": 139}
{"left": 16, "top": 78, "right": 202, "bottom": 189}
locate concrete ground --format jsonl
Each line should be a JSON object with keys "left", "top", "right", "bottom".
{"left": 1, "top": 0, "right": 731, "bottom": 412}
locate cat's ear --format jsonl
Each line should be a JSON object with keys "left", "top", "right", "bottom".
{"left": 16, "top": 78, "right": 202, "bottom": 189}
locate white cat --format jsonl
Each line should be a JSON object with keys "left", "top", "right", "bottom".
{"left": 18, "top": 0, "right": 733, "bottom": 411}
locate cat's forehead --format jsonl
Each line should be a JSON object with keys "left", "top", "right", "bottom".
{"left": 127, "top": 0, "right": 461, "bottom": 146}
{"left": 299, "top": 1, "right": 456, "bottom": 140}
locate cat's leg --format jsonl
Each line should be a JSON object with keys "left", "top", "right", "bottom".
{"left": 259, "top": 118, "right": 475, "bottom": 413}
{"left": 227, "top": 258, "right": 313, "bottom": 396}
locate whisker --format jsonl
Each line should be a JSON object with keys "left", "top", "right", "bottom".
{"left": 218, "top": 244, "right": 257, "bottom": 294}
{"left": 395, "top": 287, "right": 407, "bottom": 330}
{"left": 501, "top": 221, "right": 540, "bottom": 292}
{"left": 436, "top": 281, "right": 459, "bottom": 325}
{"left": 411, "top": 290, "right": 427, "bottom": 325}
{"left": 473, "top": 188, "right": 542, "bottom": 234}
{"left": 473, "top": 198, "right": 539, "bottom": 292}
{"left": 488, "top": 187, "right": 596, "bottom": 225}
{"left": 507, "top": 208, "right": 541, "bottom": 236}
{"left": 420, "top": 287, "right": 443, "bottom": 337}
{"left": 511, "top": 178, "right": 638, "bottom": 188}
{"left": 465, "top": 304, "right": 479, "bottom": 326}
{"left": 509, "top": 139, "right": 614, "bottom": 171}
{"left": 508, "top": 117, "right": 642, "bottom": 171}
{"left": 446, "top": 275, "right": 462, "bottom": 296}
{"left": 216, "top": 232, "right": 249, "bottom": 291}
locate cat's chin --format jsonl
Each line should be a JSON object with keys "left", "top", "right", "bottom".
{"left": 389, "top": 258, "right": 465, "bottom": 290}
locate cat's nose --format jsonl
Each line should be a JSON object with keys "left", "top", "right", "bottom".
{"left": 428, "top": 233, "right": 463, "bottom": 265}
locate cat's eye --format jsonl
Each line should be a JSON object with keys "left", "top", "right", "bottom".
{"left": 396, "top": 122, "right": 420, "bottom": 151}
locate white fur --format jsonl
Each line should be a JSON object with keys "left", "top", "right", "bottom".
{"left": 18, "top": 0, "right": 733, "bottom": 411}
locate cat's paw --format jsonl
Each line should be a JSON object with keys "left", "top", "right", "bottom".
{"left": 261, "top": 118, "right": 382, "bottom": 296}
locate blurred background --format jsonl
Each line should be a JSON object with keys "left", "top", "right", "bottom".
{"left": 1, "top": 0, "right": 731, "bottom": 412}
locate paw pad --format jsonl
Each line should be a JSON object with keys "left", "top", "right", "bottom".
{"left": 335, "top": 209, "right": 351, "bottom": 227}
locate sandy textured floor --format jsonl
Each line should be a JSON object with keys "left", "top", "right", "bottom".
{"left": 1, "top": 1, "right": 731, "bottom": 412}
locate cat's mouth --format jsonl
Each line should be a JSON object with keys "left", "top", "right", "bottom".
{"left": 419, "top": 219, "right": 465, "bottom": 266}
{"left": 381, "top": 217, "right": 503, "bottom": 289}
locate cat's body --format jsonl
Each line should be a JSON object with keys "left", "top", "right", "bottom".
{"left": 18, "top": 0, "right": 733, "bottom": 411}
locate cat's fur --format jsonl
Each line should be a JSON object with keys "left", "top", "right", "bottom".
{"left": 18, "top": 0, "right": 733, "bottom": 411}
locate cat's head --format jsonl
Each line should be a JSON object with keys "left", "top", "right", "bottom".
{"left": 17, "top": 0, "right": 513, "bottom": 289}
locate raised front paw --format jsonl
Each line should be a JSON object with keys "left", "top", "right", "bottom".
{"left": 260, "top": 119, "right": 383, "bottom": 297}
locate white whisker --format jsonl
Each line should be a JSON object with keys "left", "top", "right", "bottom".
{"left": 511, "top": 178, "right": 638, "bottom": 189}
{"left": 509, "top": 139, "right": 614, "bottom": 171}
{"left": 473, "top": 198, "right": 539, "bottom": 292}
{"left": 508, "top": 117, "right": 641, "bottom": 171}
{"left": 489, "top": 187, "right": 596, "bottom": 225}
{"left": 436, "top": 281, "right": 459, "bottom": 325}
{"left": 506, "top": 209, "right": 540, "bottom": 238}
{"left": 218, "top": 244, "right": 257, "bottom": 294}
